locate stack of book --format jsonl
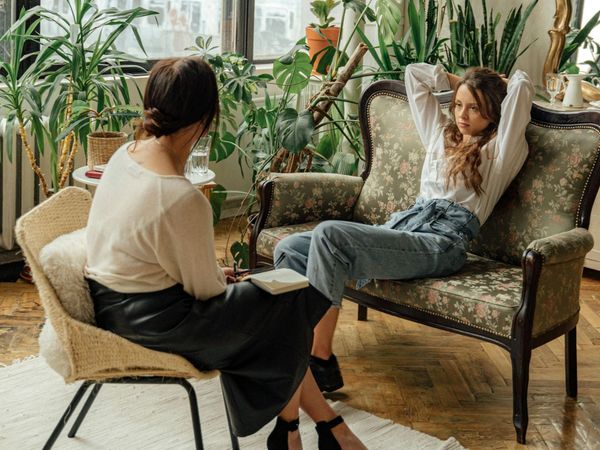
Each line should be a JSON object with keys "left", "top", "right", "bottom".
{"left": 85, "top": 164, "right": 107, "bottom": 179}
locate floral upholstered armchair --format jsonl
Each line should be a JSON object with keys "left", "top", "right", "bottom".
{"left": 249, "top": 80, "right": 600, "bottom": 444}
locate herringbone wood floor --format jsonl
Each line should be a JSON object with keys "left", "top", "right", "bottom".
{"left": 1, "top": 218, "right": 600, "bottom": 449}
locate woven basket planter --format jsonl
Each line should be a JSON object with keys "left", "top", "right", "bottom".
{"left": 87, "top": 131, "right": 127, "bottom": 169}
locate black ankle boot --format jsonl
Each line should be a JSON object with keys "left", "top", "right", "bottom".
{"left": 309, "top": 354, "right": 344, "bottom": 392}
{"left": 315, "top": 415, "right": 344, "bottom": 450}
{"left": 267, "top": 416, "right": 300, "bottom": 450}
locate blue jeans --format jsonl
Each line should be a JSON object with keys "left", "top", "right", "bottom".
{"left": 274, "top": 197, "right": 480, "bottom": 307}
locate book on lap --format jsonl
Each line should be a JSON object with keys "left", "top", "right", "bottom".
{"left": 245, "top": 268, "right": 309, "bottom": 295}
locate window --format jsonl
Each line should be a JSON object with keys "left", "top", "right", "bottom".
{"left": 1, "top": 0, "right": 13, "bottom": 63}
{"left": 251, "top": 0, "right": 342, "bottom": 62}
{"left": 575, "top": 0, "right": 600, "bottom": 68}
{"left": 10, "top": 0, "right": 341, "bottom": 66}
{"left": 39, "top": 0, "right": 232, "bottom": 60}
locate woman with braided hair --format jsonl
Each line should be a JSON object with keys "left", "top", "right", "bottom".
{"left": 275, "top": 63, "right": 534, "bottom": 394}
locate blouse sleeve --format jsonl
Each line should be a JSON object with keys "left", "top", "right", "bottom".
{"left": 494, "top": 69, "right": 534, "bottom": 166}
{"left": 156, "top": 189, "right": 226, "bottom": 300}
{"left": 404, "top": 63, "right": 451, "bottom": 150}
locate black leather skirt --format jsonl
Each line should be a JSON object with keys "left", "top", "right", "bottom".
{"left": 88, "top": 279, "right": 331, "bottom": 437}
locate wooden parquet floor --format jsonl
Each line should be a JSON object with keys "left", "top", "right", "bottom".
{"left": 1, "top": 218, "right": 600, "bottom": 449}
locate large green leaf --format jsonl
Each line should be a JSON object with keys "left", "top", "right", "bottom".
{"left": 272, "top": 51, "right": 312, "bottom": 94}
{"left": 276, "top": 109, "right": 315, "bottom": 154}
{"left": 560, "top": 10, "right": 600, "bottom": 70}
{"left": 313, "top": 45, "right": 349, "bottom": 75}
{"left": 230, "top": 240, "right": 249, "bottom": 270}
{"left": 375, "top": 0, "right": 403, "bottom": 44}
{"left": 211, "top": 131, "right": 237, "bottom": 162}
{"left": 342, "top": 0, "right": 376, "bottom": 22}
{"left": 315, "top": 128, "right": 340, "bottom": 160}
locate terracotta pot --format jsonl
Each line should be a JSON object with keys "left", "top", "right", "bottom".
{"left": 87, "top": 131, "right": 128, "bottom": 169}
{"left": 305, "top": 26, "right": 341, "bottom": 75}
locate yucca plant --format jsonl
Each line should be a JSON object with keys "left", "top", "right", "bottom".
{"left": 559, "top": 10, "right": 600, "bottom": 74}
{"left": 445, "top": 0, "right": 538, "bottom": 75}
{"left": 356, "top": 0, "right": 446, "bottom": 79}
{"left": 404, "top": 0, "right": 447, "bottom": 65}
{"left": 0, "top": 1, "right": 156, "bottom": 197}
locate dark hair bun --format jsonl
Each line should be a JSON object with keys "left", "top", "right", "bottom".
{"left": 142, "top": 57, "right": 219, "bottom": 139}
{"left": 142, "top": 107, "right": 179, "bottom": 138}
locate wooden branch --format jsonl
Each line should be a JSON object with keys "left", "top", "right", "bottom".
{"left": 18, "top": 123, "right": 51, "bottom": 198}
{"left": 59, "top": 90, "right": 74, "bottom": 175}
{"left": 59, "top": 137, "right": 79, "bottom": 189}
{"left": 311, "top": 43, "right": 368, "bottom": 126}
{"left": 270, "top": 148, "right": 288, "bottom": 173}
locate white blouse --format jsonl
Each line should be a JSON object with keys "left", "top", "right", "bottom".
{"left": 404, "top": 63, "right": 534, "bottom": 225}
{"left": 85, "top": 145, "right": 226, "bottom": 300}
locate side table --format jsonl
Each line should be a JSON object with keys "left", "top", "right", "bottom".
{"left": 71, "top": 167, "right": 217, "bottom": 199}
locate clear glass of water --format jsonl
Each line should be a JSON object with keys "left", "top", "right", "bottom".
{"left": 188, "top": 136, "right": 210, "bottom": 176}
{"left": 546, "top": 73, "right": 562, "bottom": 105}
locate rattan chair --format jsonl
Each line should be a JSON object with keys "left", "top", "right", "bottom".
{"left": 15, "top": 186, "right": 239, "bottom": 450}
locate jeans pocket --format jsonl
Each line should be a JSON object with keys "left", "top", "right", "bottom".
{"left": 384, "top": 207, "right": 420, "bottom": 230}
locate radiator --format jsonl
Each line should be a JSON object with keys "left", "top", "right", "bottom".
{"left": 0, "top": 119, "right": 86, "bottom": 250}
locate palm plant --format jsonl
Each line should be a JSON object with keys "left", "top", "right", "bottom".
{"left": 444, "top": 0, "right": 538, "bottom": 75}
{"left": 0, "top": 1, "right": 156, "bottom": 197}
{"left": 559, "top": 10, "right": 600, "bottom": 74}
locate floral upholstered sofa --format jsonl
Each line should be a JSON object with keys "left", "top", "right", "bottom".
{"left": 249, "top": 80, "right": 600, "bottom": 444}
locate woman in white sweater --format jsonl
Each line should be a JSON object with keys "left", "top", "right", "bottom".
{"left": 275, "top": 63, "right": 534, "bottom": 394}
{"left": 85, "top": 57, "right": 367, "bottom": 450}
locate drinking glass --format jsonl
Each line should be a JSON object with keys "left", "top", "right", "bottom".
{"left": 188, "top": 136, "right": 210, "bottom": 175}
{"left": 545, "top": 73, "right": 562, "bottom": 105}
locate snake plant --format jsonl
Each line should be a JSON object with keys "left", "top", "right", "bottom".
{"left": 444, "top": 0, "right": 538, "bottom": 75}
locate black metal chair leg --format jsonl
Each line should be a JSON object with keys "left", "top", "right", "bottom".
{"left": 68, "top": 383, "right": 103, "bottom": 437}
{"left": 565, "top": 327, "right": 578, "bottom": 398}
{"left": 43, "top": 381, "right": 93, "bottom": 450}
{"left": 223, "top": 396, "right": 240, "bottom": 450}
{"left": 178, "top": 379, "right": 204, "bottom": 450}
{"left": 511, "top": 348, "right": 532, "bottom": 445}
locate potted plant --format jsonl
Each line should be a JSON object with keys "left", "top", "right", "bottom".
{"left": 0, "top": 0, "right": 156, "bottom": 198}
{"left": 64, "top": 103, "right": 143, "bottom": 169}
{"left": 306, "top": 0, "right": 341, "bottom": 74}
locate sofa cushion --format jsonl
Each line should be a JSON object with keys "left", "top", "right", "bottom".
{"left": 257, "top": 224, "right": 522, "bottom": 337}
{"left": 350, "top": 253, "right": 522, "bottom": 338}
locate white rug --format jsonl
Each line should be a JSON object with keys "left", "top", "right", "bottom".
{"left": 0, "top": 357, "right": 465, "bottom": 449}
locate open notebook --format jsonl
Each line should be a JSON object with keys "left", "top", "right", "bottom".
{"left": 245, "top": 268, "right": 309, "bottom": 295}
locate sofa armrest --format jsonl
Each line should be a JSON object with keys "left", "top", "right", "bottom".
{"left": 258, "top": 172, "right": 364, "bottom": 229}
{"left": 520, "top": 228, "right": 594, "bottom": 338}
{"left": 526, "top": 228, "right": 594, "bottom": 265}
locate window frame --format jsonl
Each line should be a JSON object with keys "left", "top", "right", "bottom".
{"left": 11, "top": 0, "right": 277, "bottom": 75}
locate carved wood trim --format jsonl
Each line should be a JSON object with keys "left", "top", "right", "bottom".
{"left": 543, "top": 0, "right": 572, "bottom": 79}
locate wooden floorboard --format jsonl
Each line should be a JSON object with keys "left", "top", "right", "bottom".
{"left": 1, "top": 217, "right": 600, "bottom": 449}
